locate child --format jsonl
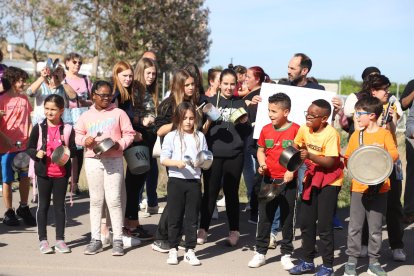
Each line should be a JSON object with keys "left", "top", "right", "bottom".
{"left": 247, "top": 93, "right": 299, "bottom": 269}
{"left": 160, "top": 102, "right": 207, "bottom": 266}
{"left": 343, "top": 97, "right": 398, "bottom": 276}
{"left": 74, "top": 80, "right": 135, "bottom": 256}
{"left": 0, "top": 66, "right": 36, "bottom": 227}
{"left": 289, "top": 99, "right": 343, "bottom": 276}
{"left": 27, "top": 94, "right": 77, "bottom": 254}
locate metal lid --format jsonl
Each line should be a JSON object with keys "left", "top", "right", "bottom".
{"left": 347, "top": 145, "right": 393, "bottom": 185}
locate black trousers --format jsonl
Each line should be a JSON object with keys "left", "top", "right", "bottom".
{"left": 361, "top": 167, "right": 404, "bottom": 249}
{"left": 167, "top": 177, "right": 201, "bottom": 249}
{"left": 256, "top": 178, "right": 297, "bottom": 255}
{"left": 36, "top": 175, "right": 69, "bottom": 241}
{"left": 125, "top": 168, "right": 147, "bottom": 220}
{"left": 300, "top": 185, "right": 340, "bottom": 267}
{"left": 200, "top": 153, "right": 244, "bottom": 232}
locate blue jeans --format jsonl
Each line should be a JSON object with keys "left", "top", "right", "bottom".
{"left": 243, "top": 152, "right": 256, "bottom": 202}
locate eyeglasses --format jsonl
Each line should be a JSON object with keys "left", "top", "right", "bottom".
{"left": 304, "top": 111, "right": 323, "bottom": 119}
{"left": 355, "top": 111, "right": 371, "bottom": 118}
{"left": 94, "top": 93, "right": 112, "bottom": 99}
{"left": 72, "top": 60, "right": 83, "bottom": 66}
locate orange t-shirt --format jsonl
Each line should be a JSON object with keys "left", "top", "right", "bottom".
{"left": 344, "top": 128, "right": 398, "bottom": 193}
{"left": 0, "top": 92, "right": 32, "bottom": 153}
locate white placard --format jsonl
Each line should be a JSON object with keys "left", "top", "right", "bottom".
{"left": 253, "top": 83, "right": 337, "bottom": 139}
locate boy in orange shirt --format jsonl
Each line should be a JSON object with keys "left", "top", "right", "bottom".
{"left": 343, "top": 97, "right": 398, "bottom": 276}
{"left": 289, "top": 99, "right": 343, "bottom": 276}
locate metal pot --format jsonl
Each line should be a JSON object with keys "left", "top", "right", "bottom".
{"left": 279, "top": 146, "right": 303, "bottom": 172}
{"left": 12, "top": 152, "right": 30, "bottom": 173}
{"left": 51, "top": 145, "right": 70, "bottom": 166}
{"left": 202, "top": 103, "right": 221, "bottom": 121}
{"left": 194, "top": 150, "right": 214, "bottom": 170}
{"left": 93, "top": 138, "right": 115, "bottom": 156}
{"left": 124, "top": 145, "right": 150, "bottom": 175}
{"left": 258, "top": 181, "right": 286, "bottom": 203}
{"left": 229, "top": 107, "right": 247, "bottom": 124}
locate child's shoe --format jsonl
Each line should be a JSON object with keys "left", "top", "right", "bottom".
{"left": 39, "top": 240, "right": 54, "bottom": 254}
{"left": 288, "top": 259, "right": 315, "bottom": 275}
{"left": 55, "top": 240, "right": 71, "bottom": 253}
{"left": 344, "top": 262, "right": 357, "bottom": 276}
{"left": 197, "top": 229, "right": 207, "bottom": 245}
{"left": 367, "top": 262, "right": 387, "bottom": 276}
{"left": 84, "top": 239, "right": 103, "bottom": 255}
{"left": 227, "top": 230, "right": 240, "bottom": 246}
{"left": 248, "top": 252, "right": 266, "bottom": 268}
{"left": 281, "top": 254, "right": 295, "bottom": 270}
{"left": 167, "top": 248, "right": 178, "bottom": 265}
{"left": 315, "top": 265, "right": 334, "bottom": 276}
{"left": 112, "top": 239, "right": 124, "bottom": 256}
{"left": 184, "top": 249, "right": 201, "bottom": 266}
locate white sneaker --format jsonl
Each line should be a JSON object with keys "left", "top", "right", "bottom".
{"left": 281, "top": 254, "right": 295, "bottom": 270}
{"left": 248, "top": 252, "right": 266, "bottom": 268}
{"left": 147, "top": 205, "right": 164, "bottom": 214}
{"left": 243, "top": 204, "right": 251, "bottom": 212}
{"left": 227, "top": 231, "right": 240, "bottom": 247}
{"left": 197, "top": 229, "right": 207, "bottom": 245}
{"left": 138, "top": 210, "right": 151, "bottom": 218}
{"left": 217, "top": 196, "right": 226, "bottom": 207}
{"left": 122, "top": 234, "right": 141, "bottom": 248}
{"left": 392, "top": 248, "right": 406, "bottom": 262}
{"left": 167, "top": 248, "right": 178, "bottom": 265}
{"left": 184, "top": 249, "right": 201, "bottom": 266}
{"left": 212, "top": 206, "right": 219, "bottom": 220}
{"left": 360, "top": 245, "right": 368, "bottom": 257}
{"left": 268, "top": 232, "right": 277, "bottom": 249}
{"left": 139, "top": 198, "right": 147, "bottom": 210}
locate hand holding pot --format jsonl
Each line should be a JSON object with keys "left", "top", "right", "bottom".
{"left": 36, "top": 150, "right": 45, "bottom": 159}
{"left": 134, "top": 131, "right": 143, "bottom": 142}
{"left": 283, "top": 170, "right": 294, "bottom": 183}
{"left": 258, "top": 164, "right": 268, "bottom": 175}
{"left": 300, "top": 149, "right": 309, "bottom": 160}
{"left": 85, "top": 136, "right": 96, "bottom": 147}
{"left": 112, "top": 141, "right": 120, "bottom": 151}
{"left": 176, "top": 160, "right": 186, "bottom": 169}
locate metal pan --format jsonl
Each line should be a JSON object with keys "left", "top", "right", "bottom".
{"left": 279, "top": 146, "right": 303, "bottom": 172}
{"left": 258, "top": 181, "right": 287, "bottom": 203}
{"left": 12, "top": 152, "right": 30, "bottom": 173}
{"left": 93, "top": 138, "right": 115, "bottom": 156}
{"left": 347, "top": 145, "right": 393, "bottom": 185}
{"left": 51, "top": 145, "right": 70, "bottom": 166}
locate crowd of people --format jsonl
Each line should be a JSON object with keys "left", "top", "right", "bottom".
{"left": 0, "top": 48, "right": 413, "bottom": 276}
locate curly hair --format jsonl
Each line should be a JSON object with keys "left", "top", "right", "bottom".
{"left": 2, "top": 66, "right": 29, "bottom": 91}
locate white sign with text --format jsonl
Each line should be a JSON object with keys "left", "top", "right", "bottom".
{"left": 253, "top": 83, "right": 336, "bottom": 139}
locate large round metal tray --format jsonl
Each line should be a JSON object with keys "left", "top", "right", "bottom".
{"left": 347, "top": 145, "right": 393, "bottom": 185}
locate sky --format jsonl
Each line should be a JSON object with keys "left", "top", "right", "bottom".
{"left": 202, "top": 0, "right": 414, "bottom": 83}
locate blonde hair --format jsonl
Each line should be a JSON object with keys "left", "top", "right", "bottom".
{"left": 134, "top": 57, "right": 159, "bottom": 108}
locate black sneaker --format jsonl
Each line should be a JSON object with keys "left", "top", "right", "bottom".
{"left": 131, "top": 226, "right": 154, "bottom": 241}
{"left": 16, "top": 205, "right": 37, "bottom": 226}
{"left": 3, "top": 209, "right": 19, "bottom": 226}
{"left": 151, "top": 240, "right": 170, "bottom": 253}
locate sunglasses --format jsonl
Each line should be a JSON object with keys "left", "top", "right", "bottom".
{"left": 72, "top": 60, "right": 83, "bottom": 66}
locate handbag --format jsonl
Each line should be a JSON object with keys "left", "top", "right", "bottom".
{"left": 152, "top": 136, "right": 162, "bottom": 158}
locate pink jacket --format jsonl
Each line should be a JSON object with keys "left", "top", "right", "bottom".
{"left": 74, "top": 104, "right": 135, "bottom": 158}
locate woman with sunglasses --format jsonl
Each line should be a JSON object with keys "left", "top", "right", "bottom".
{"left": 64, "top": 52, "right": 93, "bottom": 195}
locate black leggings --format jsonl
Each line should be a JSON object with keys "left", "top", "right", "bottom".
{"left": 200, "top": 153, "right": 244, "bottom": 232}
{"left": 36, "top": 175, "right": 69, "bottom": 241}
{"left": 125, "top": 168, "right": 147, "bottom": 220}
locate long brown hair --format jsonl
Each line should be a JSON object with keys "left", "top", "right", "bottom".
{"left": 134, "top": 57, "right": 159, "bottom": 108}
{"left": 172, "top": 102, "right": 200, "bottom": 157}
{"left": 112, "top": 61, "right": 136, "bottom": 105}
{"left": 169, "top": 69, "right": 199, "bottom": 113}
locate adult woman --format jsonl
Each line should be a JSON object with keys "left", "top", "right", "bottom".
{"left": 242, "top": 66, "right": 271, "bottom": 223}
{"left": 134, "top": 57, "right": 159, "bottom": 214}
{"left": 64, "top": 52, "right": 92, "bottom": 195}
{"left": 111, "top": 60, "right": 154, "bottom": 241}
{"left": 152, "top": 69, "right": 200, "bottom": 252}
{"left": 197, "top": 69, "right": 251, "bottom": 246}
{"left": 204, "top": 68, "right": 221, "bottom": 97}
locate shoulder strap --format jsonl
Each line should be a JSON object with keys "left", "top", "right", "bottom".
{"left": 83, "top": 75, "right": 90, "bottom": 96}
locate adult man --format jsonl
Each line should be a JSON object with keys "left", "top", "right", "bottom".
{"left": 400, "top": 79, "right": 414, "bottom": 224}
{"left": 287, "top": 53, "right": 325, "bottom": 90}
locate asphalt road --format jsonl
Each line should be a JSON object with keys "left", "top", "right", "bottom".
{"left": 0, "top": 192, "right": 413, "bottom": 276}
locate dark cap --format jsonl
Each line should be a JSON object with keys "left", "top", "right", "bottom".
{"left": 361, "top": 66, "right": 381, "bottom": 80}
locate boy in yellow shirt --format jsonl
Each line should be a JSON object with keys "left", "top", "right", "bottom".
{"left": 344, "top": 97, "right": 398, "bottom": 276}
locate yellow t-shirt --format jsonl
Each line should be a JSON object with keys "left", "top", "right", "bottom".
{"left": 344, "top": 128, "right": 399, "bottom": 193}
{"left": 294, "top": 124, "right": 343, "bottom": 186}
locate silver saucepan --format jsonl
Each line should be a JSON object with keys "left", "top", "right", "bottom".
{"left": 258, "top": 181, "right": 287, "bottom": 203}
{"left": 93, "top": 138, "right": 115, "bottom": 156}
{"left": 194, "top": 150, "right": 214, "bottom": 170}
{"left": 51, "top": 145, "right": 70, "bottom": 166}
{"left": 279, "top": 146, "right": 303, "bottom": 172}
